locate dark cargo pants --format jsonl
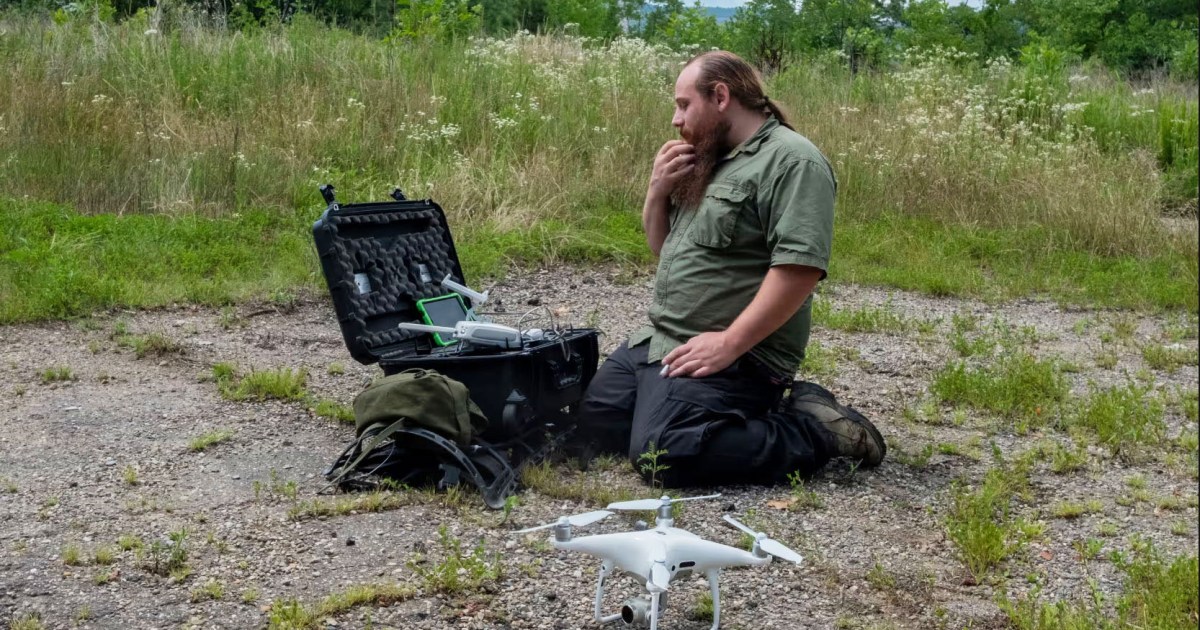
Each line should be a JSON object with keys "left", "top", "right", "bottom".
{"left": 577, "top": 341, "right": 834, "bottom": 487}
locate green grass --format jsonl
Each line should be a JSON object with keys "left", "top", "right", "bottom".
{"left": 797, "top": 340, "right": 839, "bottom": 381}
{"left": 1000, "top": 537, "right": 1198, "bottom": 630}
{"left": 267, "top": 583, "right": 416, "bottom": 630}
{"left": 690, "top": 593, "right": 714, "bottom": 622}
{"left": 944, "top": 452, "right": 1033, "bottom": 582}
{"left": 931, "top": 353, "right": 1068, "bottom": 428}
{"left": 117, "top": 332, "right": 184, "bottom": 359}
{"left": 39, "top": 366, "right": 75, "bottom": 383}
{"left": 214, "top": 365, "right": 308, "bottom": 402}
{"left": 93, "top": 547, "right": 115, "bottom": 565}
{"left": 190, "top": 579, "right": 225, "bottom": 602}
{"left": 1140, "top": 343, "right": 1199, "bottom": 373}
{"left": 1066, "top": 383, "right": 1166, "bottom": 460}
{"left": 521, "top": 460, "right": 635, "bottom": 507}
{"left": 312, "top": 399, "right": 355, "bottom": 424}
{"left": 188, "top": 429, "right": 236, "bottom": 452}
{"left": 0, "top": 23, "right": 1196, "bottom": 322}
{"left": 3, "top": 202, "right": 1194, "bottom": 324}
{"left": 407, "top": 525, "right": 503, "bottom": 596}
{"left": 8, "top": 613, "right": 45, "bottom": 630}
{"left": 1051, "top": 500, "right": 1103, "bottom": 519}
{"left": 288, "top": 490, "right": 416, "bottom": 521}
{"left": 61, "top": 544, "right": 82, "bottom": 566}
{"left": 812, "top": 299, "right": 913, "bottom": 334}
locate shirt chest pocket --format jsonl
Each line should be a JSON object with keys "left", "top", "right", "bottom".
{"left": 690, "top": 184, "right": 749, "bottom": 249}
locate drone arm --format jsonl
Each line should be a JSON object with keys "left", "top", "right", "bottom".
{"left": 708, "top": 569, "right": 721, "bottom": 630}
{"left": 594, "top": 560, "right": 620, "bottom": 624}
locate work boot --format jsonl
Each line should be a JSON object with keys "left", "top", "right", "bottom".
{"left": 786, "top": 381, "right": 886, "bottom": 467}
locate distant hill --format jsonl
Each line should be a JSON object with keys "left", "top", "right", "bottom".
{"left": 705, "top": 6, "right": 737, "bottom": 23}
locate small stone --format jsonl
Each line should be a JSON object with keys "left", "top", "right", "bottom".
{"left": 345, "top": 538, "right": 356, "bottom": 546}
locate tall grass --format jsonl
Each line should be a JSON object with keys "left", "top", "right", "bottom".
{"left": 0, "top": 15, "right": 1196, "bottom": 319}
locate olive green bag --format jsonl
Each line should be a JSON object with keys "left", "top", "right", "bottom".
{"left": 352, "top": 368, "right": 488, "bottom": 445}
{"left": 323, "top": 369, "right": 490, "bottom": 491}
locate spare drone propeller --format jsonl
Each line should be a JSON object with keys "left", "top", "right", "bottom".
{"left": 606, "top": 493, "right": 722, "bottom": 512}
{"left": 723, "top": 515, "right": 804, "bottom": 564}
{"left": 515, "top": 510, "right": 613, "bottom": 533}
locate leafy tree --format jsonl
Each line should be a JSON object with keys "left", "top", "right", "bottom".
{"left": 1022, "top": 0, "right": 1197, "bottom": 73}
{"left": 794, "top": 0, "right": 879, "bottom": 52}
{"left": 725, "top": 0, "right": 801, "bottom": 72}
{"left": 641, "top": 0, "right": 684, "bottom": 41}
{"left": 544, "top": 0, "right": 622, "bottom": 37}
{"left": 391, "top": 0, "right": 482, "bottom": 40}
{"left": 657, "top": 0, "right": 727, "bottom": 51}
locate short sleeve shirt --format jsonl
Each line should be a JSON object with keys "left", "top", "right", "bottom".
{"left": 628, "top": 117, "right": 837, "bottom": 377}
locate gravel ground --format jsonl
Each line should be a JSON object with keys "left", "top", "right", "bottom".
{"left": 0, "top": 265, "right": 1196, "bottom": 630}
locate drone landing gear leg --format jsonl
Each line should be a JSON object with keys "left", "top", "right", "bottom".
{"left": 593, "top": 560, "right": 620, "bottom": 624}
{"left": 707, "top": 569, "right": 721, "bottom": 630}
{"left": 649, "top": 591, "right": 661, "bottom": 630}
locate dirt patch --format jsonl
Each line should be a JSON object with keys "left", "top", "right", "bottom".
{"left": 1, "top": 266, "right": 1196, "bottom": 629}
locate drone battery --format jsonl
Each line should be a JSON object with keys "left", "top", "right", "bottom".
{"left": 311, "top": 189, "right": 600, "bottom": 443}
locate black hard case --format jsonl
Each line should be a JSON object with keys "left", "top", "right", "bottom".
{"left": 311, "top": 192, "right": 600, "bottom": 442}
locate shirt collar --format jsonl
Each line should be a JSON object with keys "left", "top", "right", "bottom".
{"left": 722, "top": 116, "right": 778, "bottom": 161}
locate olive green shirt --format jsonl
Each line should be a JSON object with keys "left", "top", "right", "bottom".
{"left": 629, "top": 117, "right": 837, "bottom": 377}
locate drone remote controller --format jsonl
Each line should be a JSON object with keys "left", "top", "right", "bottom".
{"left": 398, "top": 321, "right": 522, "bottom": 349}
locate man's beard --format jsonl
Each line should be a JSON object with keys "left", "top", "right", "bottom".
{"left": 672, "top": 115, "right": 732, "bottom": 212}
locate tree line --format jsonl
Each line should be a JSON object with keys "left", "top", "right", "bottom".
{"left": 15, "top": 0, "right": 1200, "bottom": 78}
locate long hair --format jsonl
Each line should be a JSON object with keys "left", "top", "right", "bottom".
{"left": 687, "top": 51, "right": 793, "bottom": 130}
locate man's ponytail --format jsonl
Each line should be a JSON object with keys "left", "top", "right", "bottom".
{"left": 763, "top": 96, "right": 794, "bottom": 131}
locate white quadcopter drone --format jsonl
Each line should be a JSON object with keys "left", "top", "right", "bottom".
{"left": 515, "top": 493, "right": 802, "bottom": 630}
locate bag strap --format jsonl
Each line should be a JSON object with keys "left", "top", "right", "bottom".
{"left": 325, "top": 417, "right": 409, "bottom": 489}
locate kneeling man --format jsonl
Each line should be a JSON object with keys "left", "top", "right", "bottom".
{"left": 576, "top": 51, "right": 886, "bottom": 487}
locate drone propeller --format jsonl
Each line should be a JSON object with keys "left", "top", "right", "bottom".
{"left": 606, "top": 493, "right": 722, "bottom": 512}
{"left": 723, "top": 515, "right": 804, "bottom": 564}
{"left": 515, "top": 510, "right": 613, "bottom": 533}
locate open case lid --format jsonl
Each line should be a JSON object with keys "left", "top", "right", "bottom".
{"left": 312, "top": 186, "right": 472, "bottom": 365}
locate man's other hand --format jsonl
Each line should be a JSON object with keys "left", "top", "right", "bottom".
{"left": 647, "top": 140, "right": 695, "bottom": 201}
{"left": 662, "top": 331, "right": 742, "bottom": 379}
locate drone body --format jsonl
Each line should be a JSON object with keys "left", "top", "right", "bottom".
{"left": 517, "top": 494, "right": 802, "bottom": 630}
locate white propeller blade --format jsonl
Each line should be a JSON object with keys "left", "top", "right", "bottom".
{"left": 760, "top": 538, "right": 803, "bottom": 564}
{"left": 723, "top": 514, "right": 757, "bottom": 536}
{"left": 607, "top": 493, "right": 722, "bottom": 511}
{"left": 515, "top": 510, "right": 613, "bottom": 533}
{"left": 722, "top": 515, "right": 803, "bottom": 564}
{"left": 605, "top": 498, "right": 663, "bottom": 511}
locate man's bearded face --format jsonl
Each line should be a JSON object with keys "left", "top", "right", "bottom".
{"left": 672, "top": 107, "right": 732, "bottom": 212}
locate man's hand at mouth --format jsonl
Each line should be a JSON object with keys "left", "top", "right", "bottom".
{"left": 647, "top": 140, "right": 695, "bottom": 202}
{"left": 661, "top": 331, "right": 743, "bottom": 379}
